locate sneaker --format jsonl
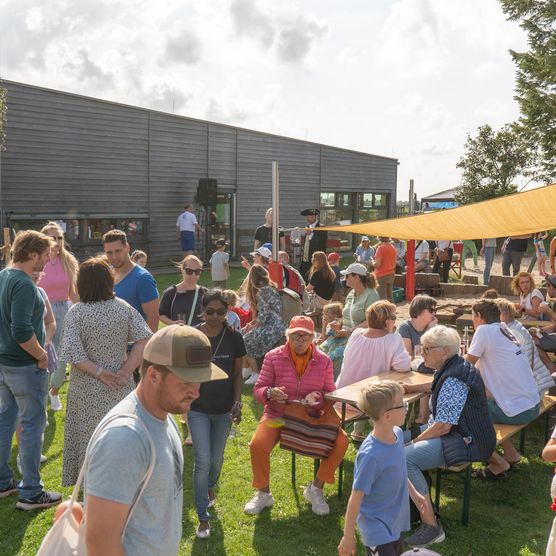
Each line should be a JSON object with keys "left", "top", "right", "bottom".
{"left": 40, "top": 454, "right": 48, "bottom": 464}
{"left": 245, "top": 373, "right": 259, "bottom": 385}
{"left": 0, "top": 480, "right": 18, "bottom": 498}
{"left": 242, "top": 367, "right": 253, "bottom": 380}
{"left": 49, "top": 392, "right": 62, "bottom": 411}
{"left": 405, "top": 521, "right": 445, "bottom": 547}
{"left": 303, "top": 483, "right": 330, "bottom": 516}
{"left": 208, "top": 490, "right": 215, "bottom": 508}
{"left": 196, "top": 521, "right": 210, "bottom": 539}
{"left": 244, "top": 491, "right": 274, "bottom": 515}
{"left": 16, "top": 490, "right": 62, "bottom": 511}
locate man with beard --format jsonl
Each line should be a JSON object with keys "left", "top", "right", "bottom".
{"left": 0, "top": 230, "right": 62, "bottom": 510}
{"left": 85, "top": 325, "right": 227, "bottom": 556}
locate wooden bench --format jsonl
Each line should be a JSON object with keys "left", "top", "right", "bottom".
{"left": 433, "top": 394, "right": 556, "bottom": 526}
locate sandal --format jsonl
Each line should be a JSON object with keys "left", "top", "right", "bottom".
{"left": 503, "top": 457, "right": 522, "bottom": 471}
{"left": 472, "top": 467, "right": 506, "bottom": 480}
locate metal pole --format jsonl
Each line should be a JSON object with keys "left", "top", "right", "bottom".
{"left": 272, "top": 162, "right": 279, "bottom": 260}
{"left": 409, "top": 179, "right": 414, "bottom": 214}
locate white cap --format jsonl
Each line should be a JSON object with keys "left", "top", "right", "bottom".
{"left": 250, "top": 246, "right": 272, "bottom": 258}
{"left": 340, "top": 262, "right": 368, "bottom": 276}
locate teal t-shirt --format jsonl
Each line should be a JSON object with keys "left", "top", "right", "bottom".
{"left": 342, "top": 287, "right": 380, "bottom": 331}
{"left": 0, "top": 268, "right": 45, "bottom": 366}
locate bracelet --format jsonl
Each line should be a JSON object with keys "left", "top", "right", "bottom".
{"left": 95, "top": 366, "right": 104, "bottom": 378}
{"left": 266, "top": 387, "right": 273, "bottom": 401}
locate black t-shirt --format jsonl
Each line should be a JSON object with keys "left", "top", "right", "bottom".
{"left": 310, "top": 268, "right": 335, "bottom": 300}
{"left": 254, "top": 225, "right": 283, "bottom": 245}
{"left": 158, "top": 285, "right": 207, "bottom": 327}
{"left": 191, "top": 327, "right": 246, "bottom": 414}
{"left": 507, "top": 237, "right": 529, "bottom": 252}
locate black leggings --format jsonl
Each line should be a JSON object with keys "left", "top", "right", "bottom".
{"left": 365, "top": 538, "right": 404, "bottom": 556}
{"left": 432, "top": 248, "right": 453, "bottom": 283}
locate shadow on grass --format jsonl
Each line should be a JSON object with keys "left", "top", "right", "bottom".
{"left": 0, "top": 501, "right": 40, "bottom": 556}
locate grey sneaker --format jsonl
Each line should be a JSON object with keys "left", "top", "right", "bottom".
{"left": 16, "top": 490, "right": 62, "bottom": 511}
{"left": 0, "top": 480, "right": 18, "bottom": 498}
{"left": 405, "top": 521, "right": 445, "bottom": 547}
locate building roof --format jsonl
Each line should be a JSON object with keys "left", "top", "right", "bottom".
{"left": 421, "top": 187, "right": 457, "bottom": 202}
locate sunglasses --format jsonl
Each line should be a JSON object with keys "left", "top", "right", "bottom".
{"left": 204, "top": 307, "right": 227, "bottom": 316}
{"left": 183, "top": 268, "right": 202, "bottom": 276}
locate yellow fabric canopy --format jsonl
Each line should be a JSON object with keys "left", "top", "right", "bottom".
{"left": 319, "top": 183, "right": 556, "bottom": 240}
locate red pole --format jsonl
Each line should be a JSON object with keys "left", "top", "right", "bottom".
{"left": 406, "top": 240, "right": 415, "bottom": 301}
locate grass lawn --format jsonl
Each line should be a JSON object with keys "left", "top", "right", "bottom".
{"left": 2, "top": 272, "right": 556, "bottom": 555}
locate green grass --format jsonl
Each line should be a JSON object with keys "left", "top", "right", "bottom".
{"left": 2, "top": 273, "right": 556, "bottom": 555}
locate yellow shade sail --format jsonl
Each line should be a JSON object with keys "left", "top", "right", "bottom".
{"left": 319, "top": 183, "right": 556, "bottom": 240}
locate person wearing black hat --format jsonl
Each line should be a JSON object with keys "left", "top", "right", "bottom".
{"left": 299, "top": 208, "right": 327, "bottom": 281}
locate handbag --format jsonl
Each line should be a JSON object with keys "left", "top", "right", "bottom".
{"left": 36, "top": 413, "right": 156, "bottom": 556}
{"left": 437, "top": 249, "right": 450, "bottom": 262}
{"left": 279, "top": 399, "right": 340, "bottom": 459}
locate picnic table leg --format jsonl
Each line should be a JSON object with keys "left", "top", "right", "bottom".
{"left": 291, "top": 452, "right": 296, "bottom": 484}
{"left": 519, "top": 429, "right": 526, "bottom": 455}
{"left": 545, "top": 412, "right": 551, "bottom": 443}
{"left": 434, "top": 469, "right": 442, "bottom": 511}
{"left": 314, "top": 459, "right": 320, "bottom": 479}
{"left": 338, "top": 403, "right": 346, "bottom": 498}
{"left": 462, "top": 465, "right": 472, "bottom": 526}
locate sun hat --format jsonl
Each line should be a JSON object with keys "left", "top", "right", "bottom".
{"left": 143, "top": 325, "right": 227, "bottom": 382}
{"left": 327, "top": 252, "right": 340, "bottom": 263}
{"left": 250, "top": 246, "right": 272, "bottom": 258}
{"left": 340, "top": 262, "right": 368, "bottom": 276}
{"left": 286, "top": 315, "right": 315, "bottom": 335}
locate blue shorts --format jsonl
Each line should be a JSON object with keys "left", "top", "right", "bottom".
{"left": 180, "top": 230, "right": 195, "bottom": 252}
{"left": 487, "top": 399, "right": 540, "bottom": 425}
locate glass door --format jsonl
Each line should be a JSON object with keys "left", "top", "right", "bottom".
{"left": 206, "top": 192, "right": 236, "bottom": 260}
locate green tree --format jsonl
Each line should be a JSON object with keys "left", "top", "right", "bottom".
{"left": 0, "top": 83, "right": 6, "bottom": 151}
{"left": 454, "top": 123, "right": 537, "bottom": 205}
{"left": 500, "top": 0, "right": 556, "bottom": 180}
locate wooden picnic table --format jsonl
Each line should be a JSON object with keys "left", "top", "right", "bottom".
{"left": 455, "top": 313, "right": 546, "bottom": 331}
{"left": 325, "top": 370, "right": 434, "bottom": 496}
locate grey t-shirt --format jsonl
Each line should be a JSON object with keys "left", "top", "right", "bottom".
{"left": 85, "top": 392, "right": 183, "bottom": 556}
{"left": 397, "top": 319, "right": 423, "bottom": 350}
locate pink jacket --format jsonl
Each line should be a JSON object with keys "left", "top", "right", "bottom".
{"left": 254, "top": 343, "right": 336, "bottom": 419}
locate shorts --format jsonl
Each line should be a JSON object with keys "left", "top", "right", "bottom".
{"left": 365, "top": 538, "right": 404, "bottom": 556}
{"left": 487, "top": 399, "right": 540, "bottom": 425}
{"left": 539, "top": 332, "right": 556, "bottom": 353}
{"left": 180, "top": 230, "right": 195, "bottom": 252}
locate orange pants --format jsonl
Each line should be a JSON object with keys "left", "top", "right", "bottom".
{"left": 249, "top": 417, "right": 349, "bottom": 489}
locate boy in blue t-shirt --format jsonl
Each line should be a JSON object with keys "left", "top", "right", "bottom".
{"left": 338, "top": 381, "right": 425, "bottom": 556}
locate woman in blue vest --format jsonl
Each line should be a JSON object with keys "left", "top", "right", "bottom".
{"left": 401, "top": 325, "right": 495, "bottom": 548}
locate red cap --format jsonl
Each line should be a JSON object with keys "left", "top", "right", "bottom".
{"left": 327, "top": 252, "right": 340, "bottom": 263}
{"left": 287, "top": 315, "right": 315, "bottom": 335}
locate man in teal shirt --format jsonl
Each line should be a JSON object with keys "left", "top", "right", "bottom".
{"left": 0, "top": 230, "right": 62, "bottom": 510}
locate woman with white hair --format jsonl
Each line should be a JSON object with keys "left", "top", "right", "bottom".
{"left": 401, "top": 325, "right": 496, "bottom": 548}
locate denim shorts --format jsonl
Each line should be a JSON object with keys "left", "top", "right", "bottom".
{"left": 487, "top": 399, "right": 540, "bottom": 425}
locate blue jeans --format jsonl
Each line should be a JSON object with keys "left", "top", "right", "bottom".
{"left": 404, "top": 427, "right": 446, "bottom": 495}
{"left": 188, "top": 410, "right": 231, "bottom": 520}
{"left": 483, "top": 247, "right": 495, "bottom": 286}
{"left": 0, "top": 363, "right": 48, "bottom": 498}
{"left": 49, "top": 300, "right": 70, "bottom": 390}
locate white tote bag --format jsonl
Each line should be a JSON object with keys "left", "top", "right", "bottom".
{"left": 36, "top": 413, "right": 156, "bottom": 556}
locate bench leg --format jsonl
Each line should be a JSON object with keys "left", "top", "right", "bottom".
{"left": 519, "top": 429, "right": 526, "bottom": 455}
{"left": 314, "top": 459, "right": 320, "bottom": 480}
{"left": 545, "top": 411, "right": 551, "bottom": 444}
{"left": 291, "top": 452, "right": 296, "bottom": 484}
{"left": 462, "top": 465, "right": 471, "bottom": 526}
{"left": 434, "top": 469, "right": 442, "bottom": 511}
{"left": 338, "top": 403, "right": 346, "bottom": 498}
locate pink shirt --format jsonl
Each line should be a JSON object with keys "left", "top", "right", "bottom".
{"left": 38, "top": 257, "right": 71, "bottom": 302}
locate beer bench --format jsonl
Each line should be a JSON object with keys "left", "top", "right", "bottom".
{"left": 433, "top": 394, "right": 556, "bottom": 526}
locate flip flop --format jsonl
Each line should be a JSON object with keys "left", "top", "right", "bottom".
{"left": 472, "top": 467, "right": 506, "bottom": 480}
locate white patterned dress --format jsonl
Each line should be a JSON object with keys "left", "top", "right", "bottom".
{"left": 59, "top": 298, "right": 152, "bottom": 486}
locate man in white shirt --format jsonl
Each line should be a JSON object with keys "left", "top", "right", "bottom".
{"left": 465, "top": 299, "right": 540, "bottom": 478}
{"left": 176, "top": 204, "right": 203, "bottom": 256}
{"left": 414, "top": 240, "right": 430, "bottom": 272}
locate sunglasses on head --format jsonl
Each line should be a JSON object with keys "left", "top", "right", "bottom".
{"left": 183, "top": 268, "right": 202, "bottom": 276}
{"left": 204, "top": 307, "right": 227, "bottom": 316}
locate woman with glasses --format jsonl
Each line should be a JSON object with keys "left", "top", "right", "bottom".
{"left": 38, "top": 221, "right": 79, "bottom": 412}
{"left": 244, "top": 316, "right": 348, "bottom": 517}
{"left": 159, "top": 254, "right": 207, "bottom": 445}
{"left": 159, "top": 255, "right": 207, "bottom": 327}
{"left": 189, "top": 290, "right": 245, "bottom": 539}
{"left": 336, "top": 300, "right": 411, "bottom": 441}
{"left": 401, "top": 326, "right": 495, "bottom": 548}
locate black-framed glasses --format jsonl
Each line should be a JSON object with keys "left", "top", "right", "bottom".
{"left": 183, "top": 268, "right": 202, "bottom": 276}
{"left": 422, "top": 346, "right": 442, "bottom": 355}
{"left": 204, "top": 307, "right": 227, "bottom": 316}
{"left": 387, "top": 401, "right": 409, "bottom": 412}
{"left": 290, "top": 333, "right": 312, "bottom": 341}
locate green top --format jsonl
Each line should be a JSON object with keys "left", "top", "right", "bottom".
{"left": 0, "top": 268, "right": 45, "bottom": 366}
{"left": 342, "top": 287, "right": 380, "bottom": 331}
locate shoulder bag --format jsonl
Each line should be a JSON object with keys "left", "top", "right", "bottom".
{"left": 36, "top": 413, "right": 156, "bottom": 556}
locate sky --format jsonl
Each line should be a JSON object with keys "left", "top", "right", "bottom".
{"left": 0, "top": 0, "right": 528, "bottom": 200}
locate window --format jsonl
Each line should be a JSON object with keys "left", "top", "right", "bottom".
{"left": 320, "top": 192, "right": 335, "bottom": 207}
{"left": 87, "top": 219, "right": 146, "bottom": 241}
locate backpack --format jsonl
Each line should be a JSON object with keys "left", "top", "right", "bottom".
{"left": 279, "top": 288, "right": 302, "bottom": 325}
{"left": 283, "top": 265, "right": 303, "bottom": 297}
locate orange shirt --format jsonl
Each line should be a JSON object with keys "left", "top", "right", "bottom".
{"left": 374, "top": 242, "right": 397, "bottom": 278}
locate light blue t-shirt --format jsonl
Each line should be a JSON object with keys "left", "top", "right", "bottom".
{"left": 114, "top": 265, "right": 158, "bottom": 320}
{"left": 85, "top": 392, "right": 183, "bottom": 556}
{"left": 355, "top": 245, "right": 375, "bottom": 264}
{"left": 353, "top": 427, "right": 410, "bottom": 547}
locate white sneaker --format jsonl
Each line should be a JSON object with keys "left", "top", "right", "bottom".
{"left": 242, "top": 367, "right": 253, "bottom": 380}
{"left": 244, "top": 491, "right": 274, "bottom": 515}
{"left": 303, "top": 483, "right": 329, "bottom": 516}
{"left": 49, "top": 392, "right": 62, "bottom": 411}
{"left": 245, "top": 373, "right": 259, "bottom": 385}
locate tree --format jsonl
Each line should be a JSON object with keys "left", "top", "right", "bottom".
{"left": 0, "top": 83, "right": 6, "bottom": 151}
{"left": 454, "top": 123, "right": 537, "bottom": 205}
{"left": 500, "top": 0, "right": 556, "bottom": 180}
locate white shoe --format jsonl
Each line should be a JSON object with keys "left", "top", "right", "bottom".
{"left": 303, "top": 483, "right": 329, "bottom": 516}
{"left": 40, "top": 454, "right": 47, "bottom": 464}
{"left": 244, "top": 491, "right": 274, "bottom": 514}
{"left": 49, "top": 392, "right": 62, "bottom": 411}
{"left": 245, "top": 373, "right": 259, "bottom": 385}
{"left": 196, "top": 522, "right": 210, "bottom": 539}
{"left": 242, "top": 367, "right": 252, "bottom": 380}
